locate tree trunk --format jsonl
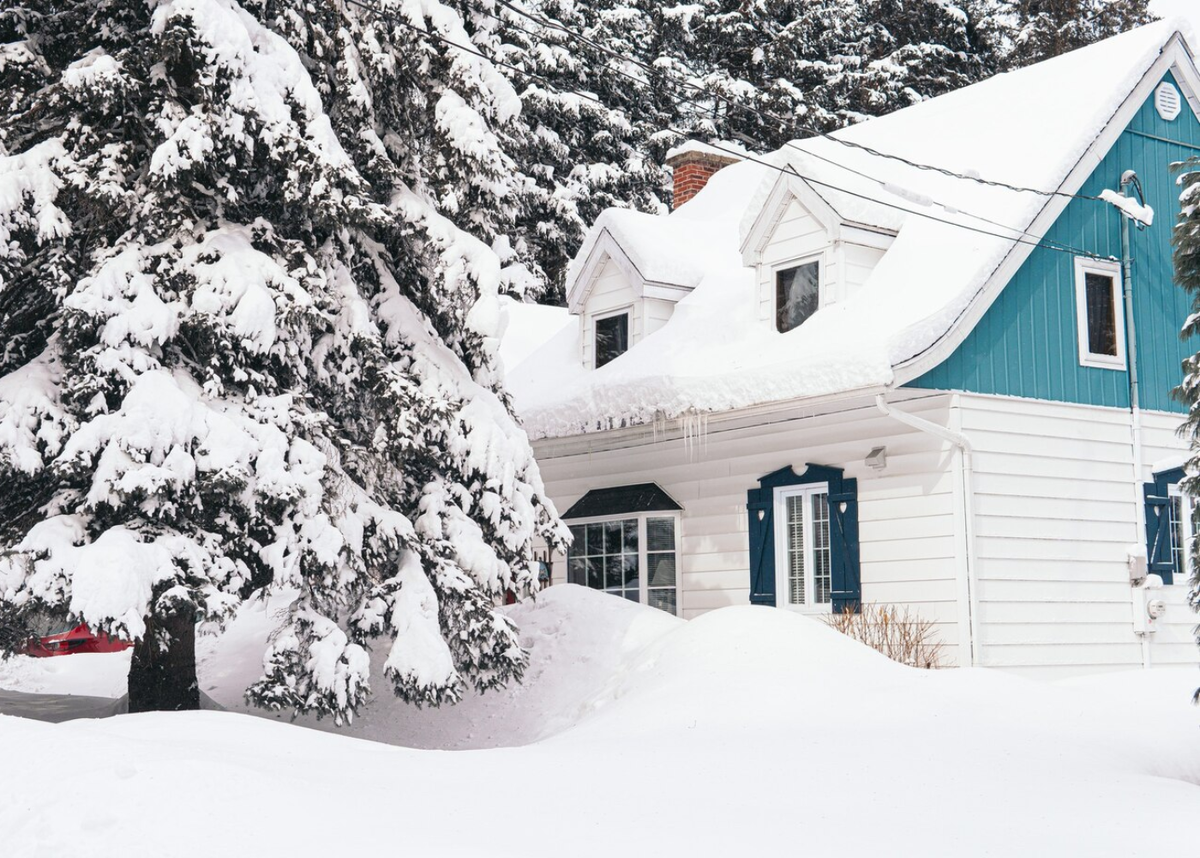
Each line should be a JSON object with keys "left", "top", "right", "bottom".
{"left": 128, "top": 609, "right": 200, "bottom": 713}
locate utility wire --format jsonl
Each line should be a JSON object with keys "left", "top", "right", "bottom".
{"left": 474, "top": 0, "right": 1105, "bottom": 257}
{"left": 487, "top": 0, "right": 1106, "bottom": 203}
{"left": 342, "top": 0, "right": 1108, "bottom": 260}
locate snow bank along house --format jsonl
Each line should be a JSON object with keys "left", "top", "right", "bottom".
{"left": 506, "top": 20, "right": 1200, "bottom": 675}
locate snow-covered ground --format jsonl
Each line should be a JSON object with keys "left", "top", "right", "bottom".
{"left": 1, "top": 586, "right": 1198, "bottom": 856}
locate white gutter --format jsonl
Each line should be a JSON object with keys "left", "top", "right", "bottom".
{"left": 876, "top": 394, "right": 980, "bottom": 667}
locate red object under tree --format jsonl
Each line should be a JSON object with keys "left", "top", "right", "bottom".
{"left": 24, "top": 623, "right": 132, "bottom": 658}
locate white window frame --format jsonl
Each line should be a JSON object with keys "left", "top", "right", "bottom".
{"left": 1167, "top": 482, "right": 1193, "bottom": 586}
{"left": 1073, "top": 256, "right": 1126, "bottom": 370}
{"left": 772, "top": 482, "right": 832, "bottom": 613}
{"left": 564, "top": 511, "right": 682, "bottom": 615}
{"left": 772, "top": 253, "right": 824, "bottom": 334}
{"left": 592, "top": 305, "right": 632, "bottom": 369}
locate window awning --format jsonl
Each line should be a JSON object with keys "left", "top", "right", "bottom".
{"left": 562, "top": 483, "right": 682, "bottom": 519}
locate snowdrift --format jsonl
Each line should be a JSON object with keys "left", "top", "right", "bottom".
{"left": 1, "top": 586, "right": 1198, "bottom": 857}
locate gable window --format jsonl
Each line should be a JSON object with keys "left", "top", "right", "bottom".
{"left": 563, "top": 484, "right": 681, "bottom": 615}
{"left": 775, "top": 259, "right": 820, "bottom": 333}
{"left": 774, "top": 483, "right": 832, "bottom": 609}
{"left": 1145, "top": 467, "right": 1190, "bottom": 585}
{"left": 594, "top": 311, "right": 629, "bottom": 368}
{"left": 1074, "top": 257, "right": 1125, "bottom": 369}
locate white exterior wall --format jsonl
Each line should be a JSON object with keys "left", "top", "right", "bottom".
{"left": 755, "top": 199, "right": 887, "bottom": 322}
{"left": 960, "top": 393, "right": 1198, "bottom": 677}
{"left": 533, "top": 393, "right": 969, "bottom": 665}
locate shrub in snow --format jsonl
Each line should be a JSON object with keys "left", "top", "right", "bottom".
{"left": 824, "top": 604, "right": 946, "bottom": 669}
{"left": 0, "top": 0, "right": 566, "bottom": 719}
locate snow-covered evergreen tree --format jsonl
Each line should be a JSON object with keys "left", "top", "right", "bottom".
{"left": 684, "top": 0, "right": 1004, "bottom": 149}
{"left": 0, "top": 0, "right": 566, "bottom": 717}
{"left": 999, "top": 0, "right": 1156, "bottom": 69}
{"left": 478, "top": 0, "right": 671, "bottom": 302}
{"left": 1172, "top": 161, "right": 1200, "bottom": 675}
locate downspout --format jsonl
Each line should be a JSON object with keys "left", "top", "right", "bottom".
{"left": 876, "top": 395, "right": 980, "bottom": 667}
{"left": 1119, "top": 170, "right": 1150, "bottom": 669}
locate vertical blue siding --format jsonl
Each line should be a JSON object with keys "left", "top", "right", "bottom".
{"left": 908, "top": 71, "right": 1200, "bottom": 413}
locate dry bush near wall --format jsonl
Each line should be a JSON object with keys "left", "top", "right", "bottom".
{"left": 824, "top": 604, "right": 946, "bottom": 669}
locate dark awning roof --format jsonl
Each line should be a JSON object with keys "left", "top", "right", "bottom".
{"left": 562, "top": 483, "right": 682, "bottom": 520}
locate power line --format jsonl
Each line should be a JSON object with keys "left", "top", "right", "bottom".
{"left": 341, "top": 0, "right": 1108, "bottom": 261}
{"left": 487, "top": 0, "right": 1105, "bottom": 204}
{"left": 475, "top": 0, "right": 1104, "bottom": 257}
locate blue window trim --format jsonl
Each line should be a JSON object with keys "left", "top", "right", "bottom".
{"left": 1144, "top": 466, "right": 1186, "bottom": 585}
{"left": 747, "top": 464, "right": 861, "bottom": 612}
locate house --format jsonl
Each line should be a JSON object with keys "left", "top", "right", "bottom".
{"left": 505, "top": 20, "right": 1200, "bottom": 676}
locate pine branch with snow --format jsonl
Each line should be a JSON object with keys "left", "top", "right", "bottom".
{"left": 1171, "top": 159, "right": 1200, "bottom": 678}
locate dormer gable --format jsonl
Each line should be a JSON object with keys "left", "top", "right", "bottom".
{"left": 565, "top": 204, "right": 734, "bottom": 370}
{"left": 739, "top": 172, "right": 895, "bottom": 330}
{"left": 565, "top": 227, "right": 696, "bottom": 316}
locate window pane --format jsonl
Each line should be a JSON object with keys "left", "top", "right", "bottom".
{"left": 1170, "top": 495, "right": 1185, "bottom": 581}
{"left": 812, "top": 492, "right": 832, "bottom": 604}
{"left": 648, "top": 553, "right": 675, "bottom": 587}
{"left": 648, "top": 589, "right": 677, "bottom": 615}
{"left": 1084, "top": 272, "right": 1117, "bottom": 357}
{"left": 603, "top": 555, "right": 623, "bottom": 590}
{"left": 622, "top": 554, "right": 640, "bottom": 589}
{"left": 603, "top": 520, "right": 623, "bottom": 554}
{"left": 585, "top": 523, "right": 604, "bottom": 556}
{"left": 586, "top": 557, "right": 603, "bottom": 589}
{"left": 623, "top": 520, "right": 639, "bottom": 554}
{"left": 595, "top": 313, "right": 629, "bottom": 368}
{"left": 786, "top": 494, "right": 806, "bottom": 604}
{"left": 646, "top": 517, "right": 675, "bottom": 552}
{"left": 776, "top": 262, "right": 820, "bottom": 333}
{"left": 568, "top": 558, "right": 586, "bottom": 585}
{"left": 568, "top": 525, "right": 585, "bottom": 559}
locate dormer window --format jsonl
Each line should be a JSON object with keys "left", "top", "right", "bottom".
{"left": 776, "top": 259, "right": 820, "bottom": 333}
{"left": 595, "top": 311, "right": 629, "bottom": 368}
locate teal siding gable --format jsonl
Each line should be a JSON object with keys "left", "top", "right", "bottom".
{"left": 907, "top": 71, "right": 1200, "bottom": 413}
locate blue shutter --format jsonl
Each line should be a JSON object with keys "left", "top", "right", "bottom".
{"left": 1143, "top": 480, "right": 1175, "bottom": 584}
{"left": 829, "top": 478, "right": 862, "bottom": 613}
{"left": 747, "top": 488, "right": 776, "bottom": 605}
{"left": 747, "top": 464, "right": 859, "bottom": 610}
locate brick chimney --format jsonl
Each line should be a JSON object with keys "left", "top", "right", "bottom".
{"left": 665, "top": 142, "right": 743, "bottom": 209}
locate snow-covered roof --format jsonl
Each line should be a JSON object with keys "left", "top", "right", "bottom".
{"left": 512, "top": 20, "right": 1198, "bottom": 440}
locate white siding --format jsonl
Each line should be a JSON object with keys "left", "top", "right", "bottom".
{"left": 841, "top": 243, "right": 885, "bottom": 299}
{"left": 533, "top": 393, "right": 966, "bottom": 664}
{"left": 960, "top": 393, "right": 1198, "bottom": 677}
{"left": 643, "top": 297, "right": 674, "bottom": 338}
